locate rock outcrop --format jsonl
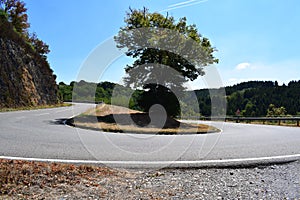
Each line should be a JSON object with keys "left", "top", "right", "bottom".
{"left": 0, "top": 15, "right": 58, "bottom": 108}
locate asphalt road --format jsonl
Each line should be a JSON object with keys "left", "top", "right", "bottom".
{"left": 0, "top": 103, "right": 299, "bottom": 168}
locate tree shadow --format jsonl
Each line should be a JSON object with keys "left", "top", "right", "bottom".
{"left": 48, "top": 118, "right": 72, "bottom": 126}
{"left": 61, "top": 113, "right": 219, "bottom": 135}
{"left": 72, "top": 113, "right": 181, "bottom": 129}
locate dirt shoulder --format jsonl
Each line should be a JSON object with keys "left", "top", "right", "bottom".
{"left": 1, "top": 159, "right": 299, "bottom": 199}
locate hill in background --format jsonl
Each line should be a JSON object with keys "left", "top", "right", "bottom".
{"left": 58, "top": 80, "right": 300, "bottom": 117}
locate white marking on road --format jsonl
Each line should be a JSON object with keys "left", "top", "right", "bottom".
{"left": 55, "top": 108, "right": 73, "bottom": 113}
{"left": 34, "top": 113, "right": 50, "bottom": 116}
{"left": 0, "top": 154, "right": 299, "bottom": 167}
{"left": 16, "top": 116, "right": 26, "bottom": 120}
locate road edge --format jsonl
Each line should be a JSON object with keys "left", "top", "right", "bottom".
{"left": 0, "top": 154, "right": 299, "bottom": 169}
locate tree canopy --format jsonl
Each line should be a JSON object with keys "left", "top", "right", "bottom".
{"left": 0, "top": 0, "right": 50, "bottom": 57}
{"left": 114, "top": 8, "right": 218, "bottom": 116}
{"left": 0, "top": 0, "right": 29, "bottom": 34}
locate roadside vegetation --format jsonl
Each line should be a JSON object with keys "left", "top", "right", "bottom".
{"left": 0, "top": 103, "right": 71, "bottom": 112}
{"left": 240, "top": 121, "right": 299, "bottom": 127}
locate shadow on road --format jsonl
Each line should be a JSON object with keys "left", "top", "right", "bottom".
{"left": 49, "top": 119, "right": 71, "bottom": 126}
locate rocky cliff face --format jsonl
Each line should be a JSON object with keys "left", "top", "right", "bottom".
{"left": 0, "top": 17, "right": 58, "bottom": 108}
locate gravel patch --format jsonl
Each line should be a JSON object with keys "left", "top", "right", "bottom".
{"left": 0, "top": 159, "right": 299, "bottom": 199}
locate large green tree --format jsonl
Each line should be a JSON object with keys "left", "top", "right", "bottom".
{"left": 114, "top": 8, "right": 218, "bottom": 117}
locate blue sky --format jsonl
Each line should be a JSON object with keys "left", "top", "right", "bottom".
{"left": 25, "top": 0, "right": 300, "bottom": 89}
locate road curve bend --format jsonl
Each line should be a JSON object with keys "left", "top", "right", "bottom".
{"left": 0, "top": 103, "right": 299, "bottom": 168}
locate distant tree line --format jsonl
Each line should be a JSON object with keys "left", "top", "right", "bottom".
{"left": 225, "top": 80, "right": 300, "bottom": 116}
{"left": 58, "top": 81, "right": 142, "bottom": 110}
{"left": 58, "top": 80, "right": 300, "bottom": 117}
{"left": 189, "top": 80, "right": 300, "bottom": 117}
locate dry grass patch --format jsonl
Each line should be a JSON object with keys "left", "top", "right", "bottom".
{"left": 68, "top": 104, "right": 219, "bottom": 134}
{"left": 0, "top": 159, "right": 130, "bottom": 198}
{"left": 0, "top": 103, "right": 72, "bottom": 112}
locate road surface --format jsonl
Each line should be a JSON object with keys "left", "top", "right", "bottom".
{"left": 0, "top": 103, "right": 299, "bottom": 168}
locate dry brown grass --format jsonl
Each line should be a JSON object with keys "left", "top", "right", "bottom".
{"left": 225, "top": 119, "right": 300, "bottom": 127}
{"left": 240, "top": 121, "right": 300, "bottom": 127}
{"left": 0, "top": 159, "right": 124, "bottom": 198}
{"left": 0, "top": 103, "right": 72, "bottom": 112}
{"left": 69, "top": 104, "right": 219, "bottom": 134}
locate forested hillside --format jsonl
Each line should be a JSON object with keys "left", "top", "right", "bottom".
{"left": 58, "top": 80, "right": 300, "bottom": 117}
{"left": 194, "top": 81, "right": 300, "bottom": 117}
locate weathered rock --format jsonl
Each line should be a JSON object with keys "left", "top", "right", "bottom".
{"left": 0, "top": 16, "right": 58, "bottom": 108}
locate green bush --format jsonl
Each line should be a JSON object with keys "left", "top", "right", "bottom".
{"left": 0, "top": 9, "right": 8, "bottom": 19}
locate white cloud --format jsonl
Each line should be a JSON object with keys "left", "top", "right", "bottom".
{"left": 216, "top": 59, "right": 300, "bottom": 88}
{"left": 184, "top": 59, "right": 300, "bottom": 89}
{"left": 235, "top": 62, "right": 251, "bottom": 70}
